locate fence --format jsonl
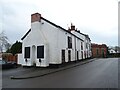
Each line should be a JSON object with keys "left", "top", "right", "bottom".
{"left": 2, "top": 53, "right": 18, "bottom": 63}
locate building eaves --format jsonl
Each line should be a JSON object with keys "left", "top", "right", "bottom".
{"left": 21, "top": 29, "right": 31, "bottom": 40}
{"left": 21, "top": 17, "right": 84, "bottom": 41}
{"left": 75, "top": 30, "right": 91, "bottom": 41}
{"left": 41, "top": 17, "right": 83, "bottom": 41}
{"left": 91, "top": 43, "right": 107, "bottom": 48}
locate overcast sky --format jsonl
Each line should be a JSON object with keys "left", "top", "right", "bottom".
{"left": 0, "top": 0, "right": 118, "bottom": 46}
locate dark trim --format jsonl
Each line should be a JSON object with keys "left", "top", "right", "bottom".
{"left": 21, "top": 29, "right": 31, "bottom": 40}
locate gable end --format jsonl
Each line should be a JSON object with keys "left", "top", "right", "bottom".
{"left": 21, "top": 29, "right": 31, "bottom": 40}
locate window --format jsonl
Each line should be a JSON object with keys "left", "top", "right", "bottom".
{"left": 37, "top": 46, "right": 44, "bottom": 58}
{"left": 81, "top": 42, "right": 83, "bottom": 50}
{"left": 24, "top": 47, "right": 30, "bottom": 58}
{"left": 61, "top": 50, "right": 65, "bottom": 63}
{"left": 68, "top": 36, "right": 72, "bottom": 48}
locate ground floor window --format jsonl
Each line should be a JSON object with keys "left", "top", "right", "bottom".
{"left": 24, "top": 47, "right": 30, "bottom": 58}
{"left": 37, "top": 46, "right": 44, "bottom": 58}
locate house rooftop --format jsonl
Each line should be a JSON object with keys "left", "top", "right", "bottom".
{"left": 21, "top": 13, "right": 90, "bottom": 41}
{"left": 91, "top": 43, "right": 107, "bottom": 48}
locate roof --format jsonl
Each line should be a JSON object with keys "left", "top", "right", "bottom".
{"left": 91, "top": 43, "right": 107, "bottom": 48}
{"left": 21, "top": 16, "right": 84, "bottom": 41}
{"left": 41, "top": 17, "right": 83, "bottom": 41}
{"left": 21, "top": 29, "right": 31, "bottom": 40}
{"left": 75, "top": 30, "right": 91, "bottom": 41}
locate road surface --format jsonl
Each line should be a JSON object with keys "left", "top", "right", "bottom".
{"left": 2, "top": 58, "right": 119, "bottom": 88}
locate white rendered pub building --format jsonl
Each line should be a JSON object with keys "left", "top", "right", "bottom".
{"left": 18, "top": 13, "right": 92, "bottom": 67}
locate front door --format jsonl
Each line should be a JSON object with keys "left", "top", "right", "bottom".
{"left": 77, "top": 51, "right": 79, "bottom": 60}
{"left": 81, "top": 51, "right": 83, "bottom": 59}
{"left": 61, "top": 50, "right": 65, "bottom": 63}
{"left": 68, "top": 50, "right": 71, "bottom": 62}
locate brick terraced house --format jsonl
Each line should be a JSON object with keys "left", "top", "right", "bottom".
{"left": 91, "top": 43, "right": 107, "bottom": 58}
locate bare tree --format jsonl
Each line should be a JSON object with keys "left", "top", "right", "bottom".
{"left": 0, "top": 31, "right": 11, "bottom": 52}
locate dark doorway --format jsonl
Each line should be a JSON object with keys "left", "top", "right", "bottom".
{"left": 61, "top": 50, "right": 65, "bottom": 63}
{"left": 81, "top": 51, "right": 83, "bottom": 59}
{"left": 68, "top": 50, "right": 71, "bottom": 62}
{"left": 77, "top": 51, "right": 79, "bottom": 60}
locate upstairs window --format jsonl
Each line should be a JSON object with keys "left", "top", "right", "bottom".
{"left": 81, "top": 42, "right": 83, "bottom": 50}
{"left": 68, "top": 36, "right": 72, "bottom": 48}
{"left": 24, "top": 47, "right": 30, "bottom": 58}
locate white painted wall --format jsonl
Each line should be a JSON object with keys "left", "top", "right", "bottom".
{"left": 20, "top": 21, "right": 49, "bottom": 67}
{"left": 109, "top": 49, "right": 116, "bottom": 53}
{"left": 18, "top": 17, "right": 92, "bottom": 67}
{"left": 40, "top": 20, "right": 60, "bottom": 64}
{"left": 17, "top": 54, "right": 23, "bottom": 65}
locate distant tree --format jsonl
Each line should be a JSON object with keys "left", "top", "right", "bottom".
{"left": 0, "top": 31, "right": 11, "bottom": 52}
{"left": 6, "top": 41, "right": 22, "bottom": 55}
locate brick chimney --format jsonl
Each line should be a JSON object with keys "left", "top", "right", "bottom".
{"left": 31, "top": 13, "right": 41, "bottom": 23}
{"left": 68, "top": 23, "right": 76, "bottom": 31}
{"left": 71, "top": 25, "right": 75, "bottom": 30}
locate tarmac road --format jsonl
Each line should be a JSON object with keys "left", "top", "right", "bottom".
{"left": 2, "top": 58, "right": 118, "bottom": 88}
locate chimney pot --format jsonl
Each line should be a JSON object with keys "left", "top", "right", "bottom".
{"left": 71, "top": 25, "right": 75, "bottom": 30}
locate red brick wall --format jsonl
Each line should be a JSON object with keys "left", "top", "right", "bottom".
{"left": 7, "top": 55, "right": 17, "bottom": 62}
{"left": 91, "top": 44, "right": 107, "bottom": 58}
{"left": 31, "top": 13, "right": 41, "bottom": 23}
{"left": 2, "top": 53, "right": 18, "bottom": 63}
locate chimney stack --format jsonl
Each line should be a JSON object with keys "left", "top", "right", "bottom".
{"left": 31, "top": 13, "right": 41, "bottom": 23}
{"left": 68, "top": 23, "right": 76, "bottom": 31}
{"left": 71, "top": 25, "right": 75, "bottom": 30}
